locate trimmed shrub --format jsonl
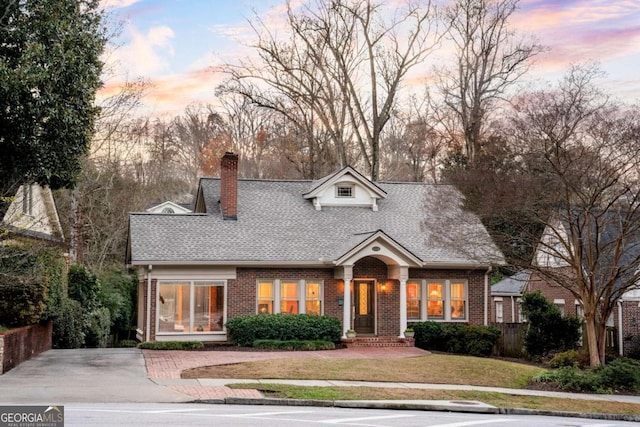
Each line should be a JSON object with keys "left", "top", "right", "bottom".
{"left": 548, "top": 349, "right": 589, "bottom": 369}
{"left": 253, "top": 339, "right": 336, "bottom": 351}
{"left": 534, "top": 357, "right": 640, "bottom": 393}
{"left": 52, "top": 298, "right": 85, "bottom": 349}
{"left": 117, "top": 339, "right": 138, "bottom": 348}
{"left": 225, "top": 314, "right": 342, "bottom": 347}
{"left": 596, "top": 357, "right": 640, "bottom": 390}
{"left": 412, "top": 321, "right": 500, "bottom": 356}
{"left": 520, "top": 291, "right": 581, "bottom": 357}
{"left": 138, "top": 341, "right": 204, "bottom": 350}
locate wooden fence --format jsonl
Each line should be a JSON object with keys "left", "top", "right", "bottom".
{"left": 492, "top": 323, "right": 617, "bottom": 357}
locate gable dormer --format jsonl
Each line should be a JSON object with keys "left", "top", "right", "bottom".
{"left": 303, "top": 166, "right": 387, "bottom": 211}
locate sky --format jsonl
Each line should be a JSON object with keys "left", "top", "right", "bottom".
{"left": 99, "top": 0, "right": 640, "bottom": 117}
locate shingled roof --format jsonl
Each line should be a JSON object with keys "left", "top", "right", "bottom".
{"left": 127, "top": 177, "right": 503, "bottom": 267}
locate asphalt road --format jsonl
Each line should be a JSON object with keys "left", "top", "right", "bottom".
{"left": 64, "top": 403, "right": 640, "bottom": 427}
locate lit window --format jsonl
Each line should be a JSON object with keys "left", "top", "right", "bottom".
{"left": 306, "top": 281, "right": 322, "bottom": 315}
{"left": 280, "top": 281, "right": 299, "bottom": 314}
{"left": 450, "top": 282, "right": 466, "bottom": 319}
{"left": 258, "top": 281, "right": 274, "bottom": 314}
{"left": 409, "top": 279, "right": 468, "bottom": 322}
{"left": 407, "top": 281, "right": 421, "bottom": 319}
{"left": 428, "top": 282, "right": 444, "bottom": 318}
{"left": 336, "top": 185, "right": 354, "bottom": 198}
{"left": 257, "top": 279, "right": 324, "bottom": 315}
{"left": 158, "top": 281, "right": 225, "bottom": 333}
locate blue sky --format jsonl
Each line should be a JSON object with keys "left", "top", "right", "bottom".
{"left": 99, "top": 0, "right": 640, "bottom": 116}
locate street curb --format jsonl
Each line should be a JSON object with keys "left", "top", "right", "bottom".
{"left": 499, "top": 407, "right": 640, "bottom": 422}
{"left": 201, "top": 397, "right": 640, "bottom": 422}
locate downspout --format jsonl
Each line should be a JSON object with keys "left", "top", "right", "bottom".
{"left": 617, "top": 300, "right": 624, "bottom": 356}
{"left": 484, "top": 267, "right": 492, "bottom": 326}
{"left": 511, "top": 295, "right": 515, "bottom": 323}
{"left": 146, "top": 265, "right": 152, "bottom": 342}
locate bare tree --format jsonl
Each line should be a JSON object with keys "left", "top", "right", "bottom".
{"left": 439, "top": 0, "right": 543, "bottom": 164}
{"left": 221, "top": 0, "right": 443, "bottom": 180}
{"left": 508, "top": 65, "right": 640, "bottom": 367}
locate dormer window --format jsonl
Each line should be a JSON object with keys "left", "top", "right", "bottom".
{"left": 336, "top": 185, "right": 354, "bottom": 198}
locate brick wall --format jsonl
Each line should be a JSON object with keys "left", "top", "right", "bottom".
{"left": 0, "top": 321, "right": 52, "bottom": 374}
{"left": 143, "top": 260, "right": 491, "bottom": 340}
{"left": 492, "top": 296, "right": 521, "bottom": 323}
{"left": 621, "top": 300, "right": 640, "bottom": 356}
{"left": 528, "top": 270, "right": 578, "bottom": 316}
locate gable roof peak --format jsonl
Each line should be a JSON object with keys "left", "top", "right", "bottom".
{"left": 303, "top": 166, "right": 387, "bottom": 200}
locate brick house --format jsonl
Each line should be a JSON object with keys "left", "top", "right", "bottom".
{"left": 501, "top": 217, "right": 640, "bottom": 356}
{"left": 127, "top": 153, "right": 503, "bottom": 343}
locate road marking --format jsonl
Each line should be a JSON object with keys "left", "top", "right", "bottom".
{"left": 231, "top": 410, "right": 316, "bottom": 417}
{"left": 322, "top": 414, "right": 416, "bottom": 424}
{"left": 428, "top": 419, "right": 515, "bottom": 427}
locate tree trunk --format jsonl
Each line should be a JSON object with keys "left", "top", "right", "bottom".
{"left": 584, "top": 316, "right": 602, "bottom": 367}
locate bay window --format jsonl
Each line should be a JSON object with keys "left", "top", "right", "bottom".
{"left": 158, "top": 281, "right": 225, "bottom": 333}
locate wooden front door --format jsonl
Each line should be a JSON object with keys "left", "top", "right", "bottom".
{"left": 353, "top": 280, "right": 375, "bottom": 334}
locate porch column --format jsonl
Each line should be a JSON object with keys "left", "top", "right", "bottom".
{"left": 343, "top": 278, "right": 351, "bottom": 338}
{"left": 340, "top": 265, "right": 353, "bottom": 339}
{"left": 398, "top": 266, "right": 409, "bottom": 338}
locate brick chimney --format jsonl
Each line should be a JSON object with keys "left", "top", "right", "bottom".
{"left": 220, "top": 152, "right": 238, "bottom": 220}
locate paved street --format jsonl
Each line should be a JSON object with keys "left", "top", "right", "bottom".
{"left": 64, "top": 403, "right": 640, "bottom": 427}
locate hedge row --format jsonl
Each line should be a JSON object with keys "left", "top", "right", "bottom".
{"left": 253, "top": 339, "right": 336, "bottom": 351}
{"left": 412, "top": 321, "right": 501, "bottom": 356}
{"left": 225, "top": 314, "right": 342, "bottom": 347}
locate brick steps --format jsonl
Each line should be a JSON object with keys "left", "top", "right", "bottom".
{"left": 342, "top": 336, "right": 415, "bottom": 348}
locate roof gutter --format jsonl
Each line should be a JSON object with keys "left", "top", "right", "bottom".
{"left": 484, "top": 266, "right": 492, "bottom": 326}
{"left": 130, "top": 259, "right": 494, "bottom": 269}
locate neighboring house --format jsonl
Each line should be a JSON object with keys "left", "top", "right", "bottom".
{"left": 1, "top": 183, "right": 64, "bottom": 244}
{"left": 127, "top": 153, "right": 504, "bottom": 343}
{"left": 491, "top": 270, "right": 529, "bottom": 323}
{"left": 146, "top": 201, "right": 192, "bottom": 214}
{"left": 527, "top": 218, "right": 640, "bottom": 356}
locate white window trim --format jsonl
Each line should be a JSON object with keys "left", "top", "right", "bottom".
{"left": 257, "top": 279, "right": 324, "bottom": 315}
{"left": 495, "top": 300, "right": 504, "bottom": 323}
{"left": 411, "top": 279, "right": 469, "bottom": 322}
{"left": 156, "top": 279, "right": 227, "bottom": 335}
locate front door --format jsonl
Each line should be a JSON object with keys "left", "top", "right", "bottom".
{"left": 353, "top": 280, "right": 375, "bottom": 334}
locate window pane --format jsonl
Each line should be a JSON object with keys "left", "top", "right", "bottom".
{"left": 306, "top": 282, "right": 321, "bottom": 315}
{"left": 194, "top": 283, "right": 225, "bottom": 332}
{"left": 407, "top": 281, "right": 421, "bottom": 319}
{"left": 407, "top": 301, "right": 420, "bottom": 319}
{"left": 258, "top": 281, "right": 273, "bottom": 314}
{"left": 450, "top": 282, "right": 466, "bottom": 319}
{"left": 281, "top": 281, "right": 298, "bottom": 299}
{"left": 281, "top": 281, "right": 299, "bottom": 314}
{"left": 158, "top": 283, "right": 189, "bottom": 333}
{"left": 306, "top": 301, "right": 321, "bottom": 316}
{"left": 407, "top": 282, "right": 420, "bottom": 299}
{"left": 427, "top": 283, "right": 443, "bottom": 318}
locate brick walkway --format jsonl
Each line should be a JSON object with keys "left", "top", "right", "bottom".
{"left": 143, "top": 347, "right": 428, "bottom": 401}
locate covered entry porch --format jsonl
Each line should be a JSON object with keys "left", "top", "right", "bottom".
{"left": 333, "top": 231, "right": 422, "bottom": 341}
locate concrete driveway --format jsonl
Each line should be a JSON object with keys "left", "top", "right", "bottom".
{"left": 0, "top": 348, "right": 191, "bottom": 404}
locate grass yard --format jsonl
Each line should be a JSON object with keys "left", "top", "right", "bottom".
{"left": 182, "top": 353, "right": 542, "bottom": 389}
{"left": 181, "top": 353, "right": 640, "bottom": 416}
